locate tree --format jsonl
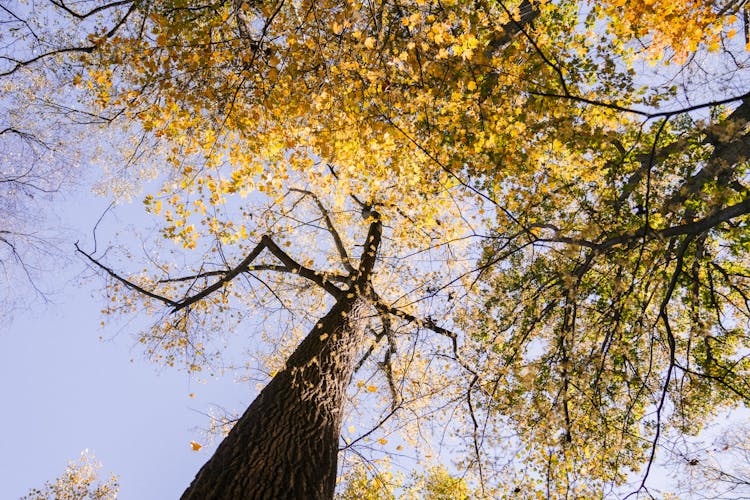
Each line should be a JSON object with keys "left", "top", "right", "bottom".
{"left": 0, "top": 122, "right": 62, "bottom": 315}
{"left": 665, "top": 419, "right": 750, "bottom": 499}
{"left": 78, "top": 182, "right": 478, "bottom": 498}
{"left": 60, "top": 0, "right": 541, "bottom": 496}
{"left": 5, "top": 0, "right": 750, "bottom": 497}
{"left": 0, "top": 72, "right": 67, "bottom": 314}
{"left": 173, "top": 213, "right": 383, "bottom": 498}
{"left": 22, "top": 450, "right": 119, "bottom": 500}
{"left": 0, "top": 2, "right": 118, "bottom": 317}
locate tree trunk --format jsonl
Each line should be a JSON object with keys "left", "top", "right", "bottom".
{"left": 181, "top": 296, "right": 369, "bottom": 499}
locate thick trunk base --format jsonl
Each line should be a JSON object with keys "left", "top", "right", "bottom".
{"left": 181, "top": 298, "right": 367, "bottom": 500}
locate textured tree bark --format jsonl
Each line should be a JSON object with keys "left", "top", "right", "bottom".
{"left": 181, "top": 296, "right": 369, "bottom": 500}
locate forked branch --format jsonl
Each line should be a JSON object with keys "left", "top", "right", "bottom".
{"left": 75, "top": 234, "right": 346, "bottom": 315}
{"left": 290, "top": 187, "right": 355, "bottom": 273}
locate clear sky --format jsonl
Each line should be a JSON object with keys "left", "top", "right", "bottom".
{"left": 0, "top": 188, "right": 243, "bottom": 499}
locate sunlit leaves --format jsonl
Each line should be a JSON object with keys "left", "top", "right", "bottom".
{"left": 22, "top": 451, "right": 119, "bottom": 500}
{"left": 595, "top": 0, "right": 743, "bottom": 63}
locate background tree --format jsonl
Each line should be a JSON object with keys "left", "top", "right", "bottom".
{"left": 466, "top": 10, "right": 750, "bottom": 497}
{"left": 0, "top": 121, "right": 64, "bottom": 316}
{"left": 667, "top": 419, "right": 750, "bottom": 499}
{"left": 21, "top": 450, "right": 119, "bottom": 500}
{"left": 5, "top": 0, "right": 750, "bottom": 497}
{"left": 0, "top": 2, "right": 127, "bottom": 318}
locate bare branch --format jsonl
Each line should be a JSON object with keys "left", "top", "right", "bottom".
{"left": 637, "top": 236, "right": 692, "bottom": 492}
{"left": 261, "top": 236, "right": 344, "bottom": 297}
{"left": 466, "top": 374, "right": 486, "bottom": 495}
{"left": 373, "top": 300, "right": 457, "bottom": 340}
{"left": 529, "top": 89, "right": 750, "bottom": 121}
{"left": 158, "top": 265, "right": 348, "bottom": 284}
{"left": 75, "top": 241, "right": 179, "bottom": 308}
{"left": 0, "top": 1, "right": 136, "bottom": 76}
{"left": 338, "top": 405, "right": 401, "bottom": 452}
{"left": 0, "top": 4, "right": 40, "bottom": 41}
{"left": 76, "top": 235, "right": 344, "bottom": 313}
{"left": 170, "top": 238, "right": 270, "bottom": 312}
{"left": 48, "top": 0, "right": 134, "bottom": 19}
{"left": 290, "top": 187, "right": 355, "bottom": 273}
{"left": 354, "top": 211, "right": 383, "bottom": 288}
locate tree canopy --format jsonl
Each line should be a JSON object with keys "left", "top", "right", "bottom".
{"left": 5, "top": 0, "right": 750, "bottom": 497}
{"left": 21, "top": 451, "right": 119, "bottom": 500}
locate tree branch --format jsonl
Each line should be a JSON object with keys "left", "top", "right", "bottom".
{"left": 49, "top": 0, "right": 134, "bottom": 19}
{"left": 529, "top": 89, "right": 750, "bottom": 121}
{"left": 77, "top": 233, "right": 347, "bottom": 316}
{"left": 171, "top": 238, "right": 270, "bottom": 312}
{"left": 537, "top": 197, "right": 750, "bottom": 251}
{"left": 260, "top": 235, "right": 344, "bottom": 297}
{"left": 354, "top": 210, "right": 383, "bottom": 288}
{"left": 0, "top": 1, "right": 136, "bottom": 76}
{"left": 290, "top": 188, "right": 355, "bottom": 273}
{"left": 75, "top": 241, "right": 179, "bottom": 308}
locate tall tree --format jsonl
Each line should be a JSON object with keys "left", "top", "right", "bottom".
{"left": 171, "top": 215, "right": 381, "bottom": 498}
{"left": 6, "top": 0, "right": 750, "bottom": 497}
{"left": 61, "top": 0, "right": 543, "bottom": 495}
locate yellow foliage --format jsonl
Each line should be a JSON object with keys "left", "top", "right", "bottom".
{"left": 21, "top": 451, "right": 119, "bottom": 500}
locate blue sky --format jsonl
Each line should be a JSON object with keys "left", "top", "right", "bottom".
{"left": 0, "top": 189, "right": 241, "bottom": 499}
